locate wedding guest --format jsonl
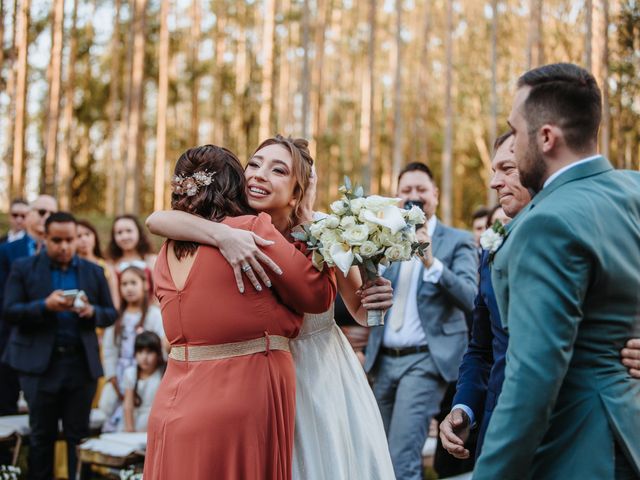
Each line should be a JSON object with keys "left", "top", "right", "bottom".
{"left": 2, "top": 212, "right": 116, "bottom": 479}
{"left": 485, "top": 204, "right": 509, "bottom": 229}
{"left": 107, "top": 214, "right": 156, "bottom": 306}
{"left": 146, "top": 135, "right": 396, "bottom": 480}
{"left": 1, "top": 199, "right": 30, "bottom": 244}
{"left": 76, "top": 219, "right": 106, "bottom": 267}
{"left": 0, "top": 195, "right": 57, "bottom": 416}
{"left": 364, "top": 162, "right": 478, "bottom": 480}
{"left": 471, "top": 63, "right": 640, "bottom": 479}
{"left": 100, "top": 265, "right": 165, "bottom": 431}
{"left": 122, "top": 332, "right": 165, "bottom": 432}
{"left": 470, "top": 206, "right": 490, "bottom": 250}
{"left": 144, "top": 144, "right": 336, "bottom": 479}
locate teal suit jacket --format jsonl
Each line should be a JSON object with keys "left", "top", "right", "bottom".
{"left": 473, "top": 156, "right": 640, "bottom": 479}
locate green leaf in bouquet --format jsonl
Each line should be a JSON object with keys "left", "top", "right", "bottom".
{"left": 344, "top": 176, "right": 352, "bottom": 192}
{"left": 354, "top": 185, "right": 364, "bottom": 197}
{"left": 291, "top": 231, "right": 309, "bottom": 242}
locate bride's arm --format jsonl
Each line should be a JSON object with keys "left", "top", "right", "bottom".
{"left": 146, "top": 210, "right": 282, "bottom": 292}
{"left": 337, "top": 267, "right": 394, "bottom": 326}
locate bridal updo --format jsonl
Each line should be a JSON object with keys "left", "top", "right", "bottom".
{"left": 171, "top": 144, "right": 254, "bottom": 259}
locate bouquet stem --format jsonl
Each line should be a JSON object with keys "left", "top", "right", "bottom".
{"left": 358, "top": 265, "right": 385, "bottom": 327}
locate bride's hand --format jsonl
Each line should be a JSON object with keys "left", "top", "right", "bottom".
{"left": 358, "top": 277, "right": 393, "bottom": 311}
{"left": 216, "top": 225, "right": 283, "bottom": 293}
{"left": 298, "top": 167, "right": 318, "bottom": 225}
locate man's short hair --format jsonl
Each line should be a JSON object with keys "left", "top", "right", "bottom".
{"left": 45, "top": 212, "right": 77, "bottom": 232}
{"left": 472, "top": 206, "right": 490, "bottom": 222}
{"left": 10, "top": 198, "right": 29, "bottom": 208}
{"left": 398, "top": 162, "right": 434, "bottom": 184}
{"left": 493, "top": 131, "right": 513, "bottom": 155}
{"left": 517, "top": 63, "right": 601, "bottom": 154}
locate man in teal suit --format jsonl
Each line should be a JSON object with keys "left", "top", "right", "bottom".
{"left": 474, "top": 63, "right": 640, "bottom": 479}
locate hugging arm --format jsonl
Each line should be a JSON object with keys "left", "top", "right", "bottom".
{"left": 146, "top": 210, "right": 281, "bottom": 293}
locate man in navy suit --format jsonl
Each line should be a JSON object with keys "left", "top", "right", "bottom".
{"left": 3, "top": 212, "right": 116, "bottom": 479}
{"left": 0, "top": 194, "right": 57, "bottom": 416}
{"left": 439, "top": 132, "right": 640, "bottom": 461}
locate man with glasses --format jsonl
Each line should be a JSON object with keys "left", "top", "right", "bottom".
{"left": 0, "top": 195, "right": 57, "bottom": 416}
{"left": 1, "top": 199, "right": 30, "bottom": 244}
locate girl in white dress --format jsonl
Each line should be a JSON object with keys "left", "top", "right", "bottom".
{"left": 147, "top": 135, "right": 396, "bottom": 479}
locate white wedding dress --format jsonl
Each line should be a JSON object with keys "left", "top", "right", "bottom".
{"left": 290, "top": 306, "right": 396, "bottom": 480}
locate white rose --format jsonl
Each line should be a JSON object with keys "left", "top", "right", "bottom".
{"left": 364, "top": 195, "right": 401, "bottom": 212}
{"left": 349, "top": 197, "right": 366, "bottom": 215}
{"left": 330, "top": 200, "right": 348, "bottom": 215}
{"left": 385, "top": 244, "right": 412, "bottom": 262}
{"left": 359, "top": 241, "right": 380, "bottom": 258}
{"left": 324, "top": 215, "right": 340, "bottom": 229}
{"left": 371, "top": 229, "right": 396, "bottom": 247}
{"left": 309, "top": 220, "right": 326, "bottom": 239}
{"left": 340, "top": 215, "right": 357, "bottom": 228}
{"left": 320, "top": 229, "right": 342, "bottom": 248}
{"left": 405, "top": 205, "right": 426, "bottom": 226}
{"left": 342, "top": 224, "right": 370, "bottom": 246}
{"left": 480, "top": 228, "right": 503, "bottom": 252}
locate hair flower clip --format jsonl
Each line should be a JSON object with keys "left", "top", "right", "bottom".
{"left": 171, "top": 170, "right": 216, "bottom": 197}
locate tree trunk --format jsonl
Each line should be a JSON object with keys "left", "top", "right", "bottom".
{"left": 600, "top": 0, "right": 610, "bottom": 158}
{"left": 527, "top": 0, "right": 544, "bottom": 68}
{"left": 43, "top": 0, "right": 65, "bottom": 194}
{"left": 212, "top": 1, "right": 226, "bottom": 145}
{"left": 258, "top": 0, "right": 276, "bottom": 141}
{"left": 300, "top": 0, "right": 311, "bottom": 138}
{"left": 105, "top": 0, "right": 122, "bottom": 216}
{"left": 415, "top": 0, "right": 431, "bottom": 165}
{"left": 124, "top": 0, "right": 147, "bottom": 214}
{"left": 233, "top": 1, "right": 248, "bottom": 160}
{"left": 189, "top": 0, "right": 200, "bottom": 146}
{"left": 488, "top": 0, "right": 498, "bottom": 205}
{"left": 585, "top": 0, "right": 593, "bottom": 71}
{"left": 154, "top": 0, "right": 170, "bottom": 211}
{"left": 57, "top": 0, "right": 78, "bottom": 210}
{"left": 391, "top": 0, "right": 404, "bottom": 186}
{"left": 359, "top": 0, "right": 375, "bottom": 193}
{"left": 441, "top": 0, "right": 454, "bottom": 225}
{"left": 309, "top": 0, "right": 332, "bottom": 160}
{"left": 0, "top": 0, "right": 4, "bottom": 94}
{"left": 11, "top": 0, "right": 30, "bottom": 197}
{"left": 2, "top": 0, "right": 19, "bottom": 195}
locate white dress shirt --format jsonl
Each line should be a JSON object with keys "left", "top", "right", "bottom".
{"left": 383, "top": 215, "right": 444, "bottom": 348}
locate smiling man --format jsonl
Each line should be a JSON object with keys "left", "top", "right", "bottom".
{"left": 472, "top": 63, "right": 640, "bottom": 479}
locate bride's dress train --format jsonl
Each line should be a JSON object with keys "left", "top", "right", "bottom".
{"left": 290, "top": 307, "right": 396, "bottom": 480}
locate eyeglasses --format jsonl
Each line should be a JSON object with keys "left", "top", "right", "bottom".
{"left": 37, "top": 209, "right": 55, "bottom": 217}
{"left": 10, "top": 213, "right": 26, "bottom": 219}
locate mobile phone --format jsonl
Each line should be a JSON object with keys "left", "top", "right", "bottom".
{"left": 61, "top": 289, "right": 80, "bottom": 299}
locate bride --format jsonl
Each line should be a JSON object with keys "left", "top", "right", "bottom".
{"left": 147, "top": 135, "right": 396, "bottom": 479}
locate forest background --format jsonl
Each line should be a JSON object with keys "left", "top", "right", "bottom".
{"left": 0, "top": 0, "right": 638, "bottom": 232}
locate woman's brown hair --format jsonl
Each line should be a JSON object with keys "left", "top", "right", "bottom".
{"left": 171, "top": 144, "right": 254, "bottom": 259}
{"left": 252, "top": 135, "right": 314, "bottom": 233}
{"left": 108, "top": 214, "right": 153, "bottom": 261}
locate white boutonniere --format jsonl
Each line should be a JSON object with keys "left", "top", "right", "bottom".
{"left": 480, "top": 220, "right": 507, "bottom": 263}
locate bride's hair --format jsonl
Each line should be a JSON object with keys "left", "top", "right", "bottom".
{"left": 171, "top": 144, "right": 254, "bottom": 259}
{"left": 252, "top": 135, "right": 314, "bottom": 232}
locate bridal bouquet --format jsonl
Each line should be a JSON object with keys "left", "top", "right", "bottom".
{"left": 292, "top": 177, "right": 429, "bottom": 326}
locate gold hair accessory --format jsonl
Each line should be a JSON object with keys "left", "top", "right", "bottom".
{"left": 171, "top": 170, "right": 216, "bottom": 196}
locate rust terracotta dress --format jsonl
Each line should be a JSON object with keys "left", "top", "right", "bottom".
{"left": 144, "top": 213, "right": 336, "bottom": 480}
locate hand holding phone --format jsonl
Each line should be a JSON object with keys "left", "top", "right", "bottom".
{"left": 45, "top": 290, "right": 74, "bottom": 312}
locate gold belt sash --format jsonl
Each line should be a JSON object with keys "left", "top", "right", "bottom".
{"left": 169, "top": 334, "right": 290, "bottom": 362}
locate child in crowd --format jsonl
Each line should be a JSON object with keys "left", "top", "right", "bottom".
{"left": 123, "top": 332, "right": 165, "bottom": 432}
{"left": 99, "top": 266, "right": 166, "bottom": 431}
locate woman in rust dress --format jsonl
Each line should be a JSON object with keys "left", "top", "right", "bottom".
{"left": 143, "top": 145, "right": 336, "bottom": 480}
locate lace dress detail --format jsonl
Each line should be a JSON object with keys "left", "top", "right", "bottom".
{"left": 290, "top": 308, "right": 396, "bottom": 480}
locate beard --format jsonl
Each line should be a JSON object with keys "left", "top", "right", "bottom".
{"left": 517, "top": 135, "right": 547, "bottom": 193}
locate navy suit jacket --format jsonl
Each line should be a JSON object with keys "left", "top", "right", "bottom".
{"left": 0, "top": 236, "right": 32, "bottom": 353}
{"left": 2, "top": 251, "right": 117, "bottom": 379}
{"left": 453, "top": 249, "right": 509, "bottom": 455}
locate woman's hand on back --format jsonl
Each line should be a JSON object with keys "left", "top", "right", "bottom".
{"left": 216, "top": 225, "right": 283, "bottom": 293}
